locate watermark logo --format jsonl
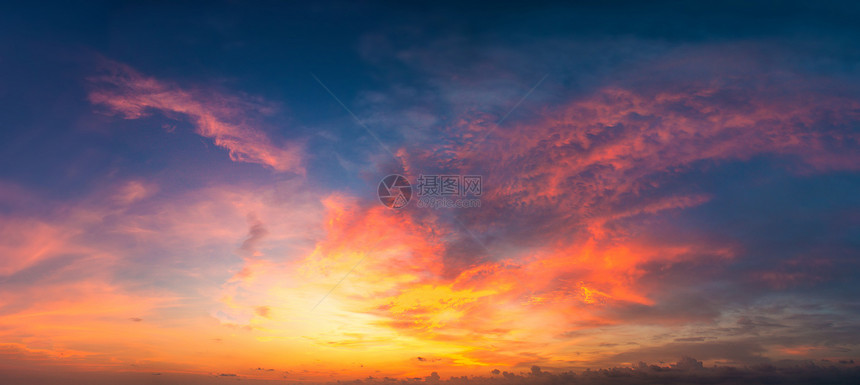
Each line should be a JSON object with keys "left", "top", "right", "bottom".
{"left": 416, "top": 175, "right": 482, "bottom": 196}
{"left": 416, "top": 174, "right": 482, "bottom": 209}
{"left": 377, "top": 174, "right": 412, "bottom": 209}
{"left": 378, "top": 174, "right": 482, "bottom": 209}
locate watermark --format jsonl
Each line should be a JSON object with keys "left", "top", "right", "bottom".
{"left": 377, "top": 174, "right": 482, "bottom": 209}
{"left": 416, "top": 196, "right": 482, "bottom": 209}
{"left": 377, "top": 174, "right": 412, "bottom": 209}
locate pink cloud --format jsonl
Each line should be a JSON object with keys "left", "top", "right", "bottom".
{"left": 88, "top": 60, "right": 304, "bottom": 173}
{"left": 398, "top": 79, "right": 860, "bottom": 250}
{"left": 0, "top": 176, "right": 325, "bottom": 374}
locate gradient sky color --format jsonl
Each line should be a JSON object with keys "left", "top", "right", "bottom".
{"left": 1, "top": 1, "right": 859, "bottom": 384}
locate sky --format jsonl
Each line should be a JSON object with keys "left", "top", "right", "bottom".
{"left": 1, "top": 1, "right": 859, "bottom": 384}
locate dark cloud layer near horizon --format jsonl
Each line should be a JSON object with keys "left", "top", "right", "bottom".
{"left": 2, "top": 357, "right": 859, "bottom": 385}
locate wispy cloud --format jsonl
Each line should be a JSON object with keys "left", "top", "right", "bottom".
{"left": 88, "top": 60, "right": 304, "bottom": 173}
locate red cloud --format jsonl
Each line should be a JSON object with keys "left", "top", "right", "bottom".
{"left": 381, "top": 77, "right": 860, "bottom": 350}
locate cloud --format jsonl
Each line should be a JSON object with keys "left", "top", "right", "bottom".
{"left": 304, "top": 36, "right": 860, "bottom": 370}
{"left": 609, "top": 341, "right": 770, "bottom": 366}
{"left": 0, "top": 176, "right": 324, "bottom": 374}
{"left": 113, "top": 180, "right": 158, "bottom": 204}
{"left": 88, "top": 60, "right": 304, "bottom": 173}
{"left": 331, "top": 357, "right": 860, "bottom": 385}
{"left": 255, "top": 306, "right": 271, "bottom": 318}
{"left": 239, "top": 216, "right": 269, "bottom": 257}
{"left": 367, "top": 50, "right": 860, "bottom": 345}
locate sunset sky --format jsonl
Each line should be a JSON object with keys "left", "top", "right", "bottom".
{"left": 1, "top": 1, "right": 860, "bottom": 384}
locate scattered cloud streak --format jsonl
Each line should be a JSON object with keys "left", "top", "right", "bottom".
{"left": 88, "top": 60, "right": 304, "bottom": 173}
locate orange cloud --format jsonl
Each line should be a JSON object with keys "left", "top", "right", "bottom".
{"left": 204, "top": 185, "right": 741, "bottom": 374}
